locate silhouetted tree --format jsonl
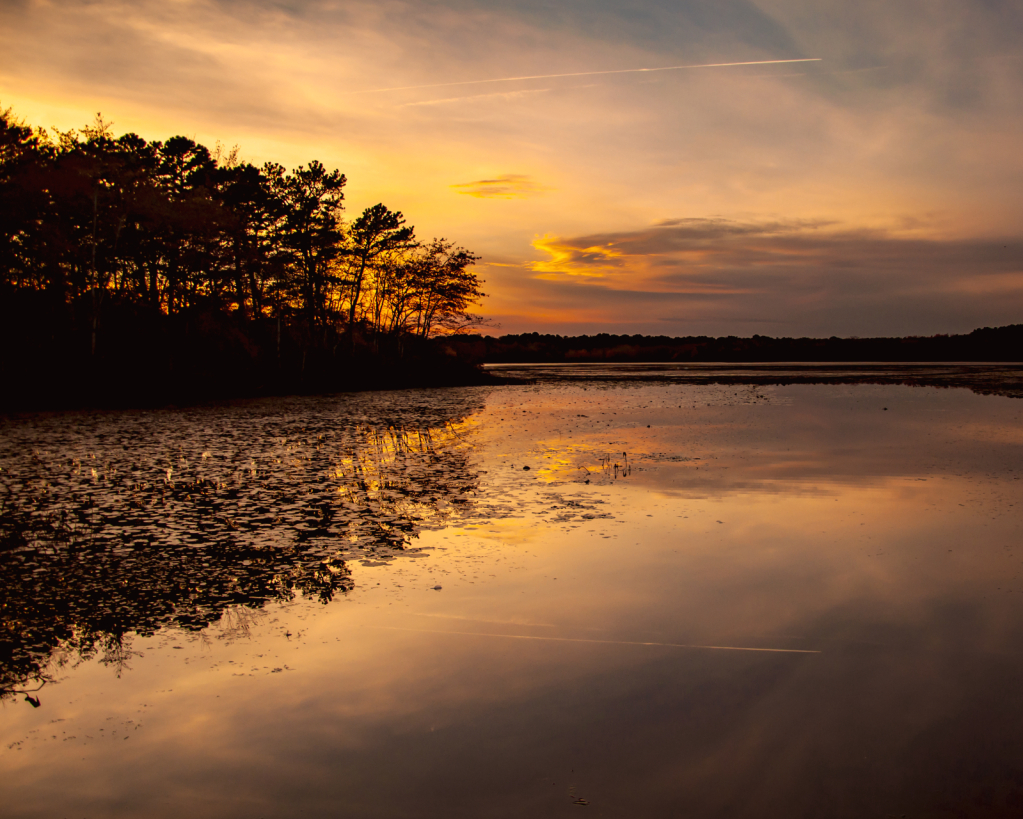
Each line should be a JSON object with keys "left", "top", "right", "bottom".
{"left": 214, "top": 161, "right": 285, "bottom": 320}
{"left": 407, "top": 239, "right": 484, "bottom": 337}
{"left": 0, "top": 106, "right": 487, "bottom": 407}
{"left": 271, "top": 161, "right": 346, "bottom": 328}
{"left": 345, "top": 203, "right": 414, "bottom": 328}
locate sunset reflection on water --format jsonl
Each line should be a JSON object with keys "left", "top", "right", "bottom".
{"left": 2, "top": 378, "right": 1022, "bottom": 817}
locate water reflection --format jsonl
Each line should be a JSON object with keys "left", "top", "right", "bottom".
{"left": 489, "top": 362, "right": 1023, "bottom": 399}
{"left": 3, "top": 380, "right": 1023, "bottom": 818}
{"left": 475, "top": 380, "right": 1023, "bottom": 499}
{"left": 0, "top": 391, "right": 488, "bottom": 697}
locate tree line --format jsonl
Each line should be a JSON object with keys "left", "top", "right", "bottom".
{"left": 445, "top": 325, "right": 1023, "bottom": 365}
{"left": 0, "top": 107, "right": 487, "bottom": 407}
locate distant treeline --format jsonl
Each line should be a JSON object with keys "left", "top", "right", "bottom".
{"left": 0, "top": 107, "right": 487, "bottom": 409}
{"left": 448, "top": 324, "right": 1023, "bottom": 363}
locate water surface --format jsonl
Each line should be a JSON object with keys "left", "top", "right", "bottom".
{"left": 2, "top": 375, "right": 1022, "bottom": 817}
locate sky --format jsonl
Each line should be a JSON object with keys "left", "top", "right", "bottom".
{"left": 2, "top": 0, "right": 1022, "bottom": 337}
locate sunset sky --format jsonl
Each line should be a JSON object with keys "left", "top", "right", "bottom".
{"left": 2, "top": 0, "right": 1022, "bottom": 337}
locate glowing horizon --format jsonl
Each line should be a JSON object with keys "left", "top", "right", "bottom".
{"left": 1, "top": 0, "right": 1021, "bottom": 337}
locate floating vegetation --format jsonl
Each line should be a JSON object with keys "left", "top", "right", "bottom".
{"left": 0, "top": 390, "right": 489, "bottom": 697}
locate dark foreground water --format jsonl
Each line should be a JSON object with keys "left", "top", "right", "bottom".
{"left": 2, "top": 369, "right": 1022, "bottom": 817}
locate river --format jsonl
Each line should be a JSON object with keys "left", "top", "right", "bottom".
{"left": 2, "top": 369, "right": 1022, "bottom": 817}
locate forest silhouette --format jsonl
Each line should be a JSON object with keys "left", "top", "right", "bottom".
{"left": 0, "top": 107, "right": 488, "bottom": 410}
{"left": 3, "top": 105, "right": 1020, "bottom": 414}
{"left": 449, "top": 325, "right": 1023, "bottom": 365}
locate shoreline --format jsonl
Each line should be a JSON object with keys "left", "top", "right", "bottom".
{"left": 6, "top": 362, "right": 1022, "bottom": 415}
{"left": 485, "top": 361, "right": 1023, "bottom": 400}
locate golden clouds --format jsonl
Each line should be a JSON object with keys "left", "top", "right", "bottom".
{"left": 5, "top": 0, "right": 1023, "bottom": 336}
{"left": 451, "top": 174, "right": 549, "bottom": 199}
{"left": 512, "top": 218, "right": 1023, "bottom": 336}
{"left": 529, "top": 234, "right": 625, "bottom": 279}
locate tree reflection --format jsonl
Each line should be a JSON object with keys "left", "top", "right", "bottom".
{"left": 0, "top": 391, "right": 486, "bottom": 699}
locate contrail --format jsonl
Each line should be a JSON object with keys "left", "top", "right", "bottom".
{"left": 412, "top": 612, "right": 557, "bottom": 628}
{"left": 374, "top": 626, "right": 821, "bottom": 654}
{"left": 353, "top": 58, "right": 822, "bottom": 95}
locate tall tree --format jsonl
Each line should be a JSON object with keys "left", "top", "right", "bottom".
{"left": 408, "top": 239, "right": 483, "bottom": 337}
{"left": 272, "top": 161, "right": 346, "bottom": 327}
{"left": 345, "top": 204, "right": 414, "bottom": 328}
{"left": 0, "top": 107, "right": 48, "bottom": 293}
{"left": 214, "top": 161, "right": 285, "bottom": 319}
{"left": 0, "top": 106, "right": 488, "bottom": 403}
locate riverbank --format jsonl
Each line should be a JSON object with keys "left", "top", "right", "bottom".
{"left": 0, "top": 291, "right": 512, "bottom": 412}
{"left": 1, "top": 335, "right": 511, "bottom": 414}
{"left": 484, "top": 362, "right": 1023, "bottom": 400}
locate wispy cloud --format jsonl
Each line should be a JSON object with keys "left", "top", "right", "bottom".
{"left": 352, "top": 58, "right": 823, "bottom": 95}
{"left": 532, "top": 218, "right": 1023, "bottom": 288}
{"left": 401, "top": 88, "right": 550, "bottom": 107}
{"left": 4, "top": 0, "right": 1023, "bottom": 336}
{"left": 530, "top": 234, "right": 626, "bottom": 278}
{"left": 519, "top": 218, "right": 1023, "bottom": 336}
{"left": 451, "top": 174, "right": 551, "bottom": 199}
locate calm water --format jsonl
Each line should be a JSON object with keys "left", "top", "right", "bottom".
{"left": 2, "top": 373, "right": 1022, "bottom": 817}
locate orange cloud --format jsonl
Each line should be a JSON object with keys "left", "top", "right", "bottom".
{"left": 451, "top": 174, "right": 550, "bottom": 199}
{"left": 498, "top": 218, "right": 1023, "bottom": 336}
{"left": 529, "top": 234, "right": 625, "bottom": 279}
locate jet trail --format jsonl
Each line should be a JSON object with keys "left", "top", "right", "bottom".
{"left": 353, "top": 58, "right": 821, "bottom": 95}
{"left": 374, "top": 626, "right": 821, "bottom": 654}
